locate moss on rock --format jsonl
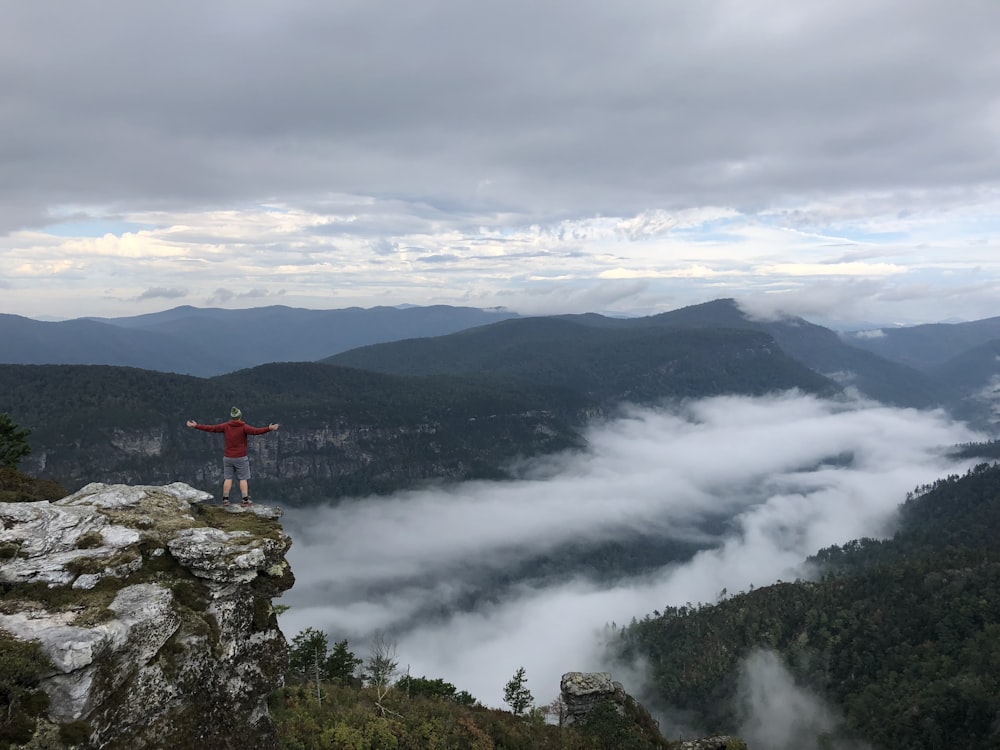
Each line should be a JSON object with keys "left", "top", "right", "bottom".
{"left": 0, "top": 482, "right": 294, "bottom": 750}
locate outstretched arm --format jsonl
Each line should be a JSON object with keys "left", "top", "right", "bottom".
{"left": 244, "top": 423, "right": 279, "bottom": 435}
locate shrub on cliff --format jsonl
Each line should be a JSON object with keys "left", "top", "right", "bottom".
{"left": 0, "top": 468, "right": 66, "bottom": 503}
{"left": 0, "top": 631, "right": 52, "bottom": 749}
{"left": 0, "top": 415, "right": 63, "bottom": 503}
{"left": 0, "top": 414, "right": 30, "bottom": 470}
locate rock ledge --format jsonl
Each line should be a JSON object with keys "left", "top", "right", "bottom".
{"left": 0, "top": 482, "right": 294, "bottom": 749}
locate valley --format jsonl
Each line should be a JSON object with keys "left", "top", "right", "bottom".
{"left": 3, "top": 298, "right": 1000, "bottom": 748}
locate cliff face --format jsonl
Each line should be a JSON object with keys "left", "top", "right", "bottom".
{"left": 0, "top": 482, "right": 294, "bottom": 749}
{"left": 22, "top": 416, "right": 579, "bottom": 503}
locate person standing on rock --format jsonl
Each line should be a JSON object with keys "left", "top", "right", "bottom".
{"left": 186, "top": 407, "right": 279, "bottom": 507}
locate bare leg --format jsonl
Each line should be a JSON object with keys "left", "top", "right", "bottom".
{"left": 223, "top": 478, "right": 233, "bottom": 497}
{"left": 239, "top": 479, "right": 249, "bottom": 499}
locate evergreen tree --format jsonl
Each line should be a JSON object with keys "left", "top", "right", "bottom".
{"left": 325, "top": 639, "right": 362, "bottom": 687}
{"left": 503, "top": 666, "right": 534, "bottom": 716}
{"left": 394, "top": 675, "right": 478, "bottom": 705}
{"left": 288, "top": 627, "right": 329, "bottom": 682}
{"left": 0, "top": 414, "right": 30, "bottom": 470}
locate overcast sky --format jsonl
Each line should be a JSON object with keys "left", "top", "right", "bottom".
{"left": 3, "top": 1, "right": 999, "bottom": 324}
{"left": 278, "top": 392, "right": 982, "bottom": 736}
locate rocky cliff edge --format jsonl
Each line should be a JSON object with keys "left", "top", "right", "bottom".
{"left": 0, "top": 482, "right": 294, "bottom": 749}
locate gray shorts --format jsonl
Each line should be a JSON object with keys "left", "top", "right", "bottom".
{"left": 223, "top": 456, "right": 251, "bottom": 481}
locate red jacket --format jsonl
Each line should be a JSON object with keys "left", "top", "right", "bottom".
{"left": 194, "top": 420, "right": 271, "bottom": 457}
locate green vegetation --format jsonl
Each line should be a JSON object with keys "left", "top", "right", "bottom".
{"left": 272, "top": 678, "right": 673, "bottom": 750}
{"left": 614, "top": 462, "right": 1000, "bottom": 750}
{"left": 395, "top": 676, "right": 477, "bottom": 707}
{"left": 276, "top": 629, "right": 677, "bottom": 749}
{"left": 0, "top": 468, "right": 65, "bottom": 503}
{"left": 75, "top": 530, "right": 105, "bottom": 549}
{"left": 0, "top": 579, "right": 120, "bottom": 627}
{"left": 502, "top": 667, "right": 534, "bottom": 716}
{"left": 952, "top": 438, "right": 1000, "bottom": 460}
{"left": 326, "top": 319, "right": 836, "bottom": 402}
{"left": 579, "top": 701, "right": 673, "bottom": 750}
{"left": 0, "top": 541, "right": 23, "bottom": 561}
{"left": 57, "top": 720, "right": 93, "bottom": 746}
{"left": 0, "top": 413, "right": 31, "bottom": 470}
{"left": 0, "top": 362, "right": 586, "bottom": 502}
{"left": 0, "top": 416, "right": 64, "bottom": 502}
{"left": 195, "top": 503, "right": 288, "bottom": 540}
{"left": 289, "top": 628, "right": 363, "bottom": 688}
{"left": 0, "top": 317, "right": 840, "bottom": 503}
{"left": 0, "top": 630, "right": 52, "bottom": 749}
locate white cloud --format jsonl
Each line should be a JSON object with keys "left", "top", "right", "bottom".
{"left": 756, "top": 262, "right": 905, "bottom": 277}
{"left": 599, "top": 265, "right": 730, "bottom": 280}
{"left": 736, "top": 650, "right": 873, "bottom": 750}
{"left": 973, "top": 375, "right": 1000, "bottom": 428}
{"left": 1, "top": 2, "right": 1000, "bottom": 321}
{"left": 278, "top": 393, "right": 981, "bottom": 714}
{"left": 851, "top": 329, "right": 886, "bottom": 340}
{"left": 135, "top": 287, "right": 187, "bottom": 301}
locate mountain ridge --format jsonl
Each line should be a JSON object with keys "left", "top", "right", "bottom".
{"left": 2, "top": 304, "right": 521, "bottom": 377}
{"left": 2, "top": 317, "right": 838, "bottom": 501}
{"left": 325, "top": 299, "right": 946, "bottom": 411}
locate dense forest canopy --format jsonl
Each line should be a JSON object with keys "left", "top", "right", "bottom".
{"left": 613, "top": 462, "right": 1000, "bottom": 750}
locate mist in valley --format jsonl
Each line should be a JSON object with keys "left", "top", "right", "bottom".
{"left": 278, "top": 391, "right": 982, "bottom": 744}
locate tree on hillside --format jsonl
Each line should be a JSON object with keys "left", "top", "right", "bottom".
{"left": 365, "top": 631, "right": 400, "bottom": 717}
{"left": 288, "top": 627, "right": 329, "bottom": 682}
{"left": 503, "top": 666, "right": 534, "bottom": 716}
{"left": 0, "top": 414, "right": 31, "bottom": 470}
{"left": 546, "top": 695, "right": 569, "bottom": 726}
{"left": 288, "top": 627, "right": 329, "bottom": 706}
{"left": 288, "top": 629, "right": 363, "bottom": 692}
{"left": 326, "top": 639, "right": 363, "bottom": 687}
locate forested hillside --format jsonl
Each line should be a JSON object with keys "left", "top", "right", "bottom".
{"left": 0, "top": 322, "right": 836, "bottom": 501}
{"left": 613, "top": 460, "right": 1000, "bottom": 750}
{"left": 326, "top": 317, "right": 837, "bottom": 401}
{"left": 0, "top": 363, "right": 585, "bottom": 501}
{"left": 327, "top": 299, "right": 950, "bottom": 410}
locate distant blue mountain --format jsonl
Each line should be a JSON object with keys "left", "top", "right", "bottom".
{"left": 0, "top": 314, "right": 227, "bottom": 374}
{"left": 1, "top": 305, "right": 519, "bottom": 376}
{"left": 841, "top": 315, "right": 1000, "bottom": 370}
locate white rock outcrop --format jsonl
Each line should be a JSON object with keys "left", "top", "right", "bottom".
{"left": 0, "top": 482, "right": 294, "bottom": 749}
{"left": 560, "top": 671, "right": 628, "bottom": 725}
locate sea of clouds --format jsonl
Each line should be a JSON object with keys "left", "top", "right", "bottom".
{"left": 278, "top": 391, "right": 982, "bottom": 746}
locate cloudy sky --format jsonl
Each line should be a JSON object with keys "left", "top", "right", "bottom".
{"left": 3, "top": 1, "right": 999, "bottom": 324}
{"left": 278, "top": 392, "right": 982, "bottom": 737}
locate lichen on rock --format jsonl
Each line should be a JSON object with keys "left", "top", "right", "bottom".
{"left": 559, "top": 671, "right": 747, "bottom": 749}
{"left": 560, "top": 671, "right": 629, "bottom": 725}
{"left": 0, "top": 482, "right": 294, "bottom": 749}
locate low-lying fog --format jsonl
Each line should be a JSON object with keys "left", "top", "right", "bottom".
{"left": 278, "top": 391, "right": 982, "bottom": 745}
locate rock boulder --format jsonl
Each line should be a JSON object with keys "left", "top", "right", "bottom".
{"left": 560, "top": 671, "right": 628, "bottom": 725}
